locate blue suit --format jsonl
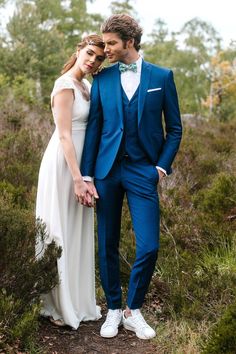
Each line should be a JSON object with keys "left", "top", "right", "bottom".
{"left": 81, "top": 60, "right": 182, "bottom": 309}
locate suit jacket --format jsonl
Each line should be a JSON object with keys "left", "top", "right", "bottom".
{"left": 81, "top": 60, "right": 182, "bottom": 179}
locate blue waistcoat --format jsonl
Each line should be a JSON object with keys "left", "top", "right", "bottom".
{"left": 118, "top": 86, "right": 147, "bottom": 161}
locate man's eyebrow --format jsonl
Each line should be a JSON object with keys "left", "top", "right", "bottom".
{"left": 105, "top": 40, "right": 117, "bottom": 44}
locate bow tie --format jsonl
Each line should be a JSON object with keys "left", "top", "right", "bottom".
{"left": 119, "top": 62, "right": 137, "bottom": 73}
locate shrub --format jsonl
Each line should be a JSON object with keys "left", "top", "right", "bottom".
{"left": 0, "top": 129, "right": 43, "bottom": 190}
{"left": 0, "top": 181, "right": 28, "bottom": 208}
{"left": 0, "top": 196, "right": 61, "bottom": 351}
{"left": 203, "top": 300, "right": 236, "bottom": 353}
{"left": 193, "top": 173, "right": 236, "bottom": 221}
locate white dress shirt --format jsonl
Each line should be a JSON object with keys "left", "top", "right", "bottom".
{"left": 120, "top": 56, "right": 142, "bottom": 100}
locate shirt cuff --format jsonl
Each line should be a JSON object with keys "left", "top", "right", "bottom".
{"left": 156, "top": 166, "right": 167, "bottom": 176}
{"left": 82, "top": 176, "right": 93, "bottom": 182}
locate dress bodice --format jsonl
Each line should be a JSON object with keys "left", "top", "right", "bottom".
{"left": 51, "top": 74, "right": 91, "bottom": 131}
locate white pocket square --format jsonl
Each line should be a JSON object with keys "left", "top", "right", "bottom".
{"left": 147, "top": 88, "right": 162, "bottom": 92}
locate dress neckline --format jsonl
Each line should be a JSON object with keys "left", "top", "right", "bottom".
{"left": 64, "top": 74, "right": 90, "bottom": 102}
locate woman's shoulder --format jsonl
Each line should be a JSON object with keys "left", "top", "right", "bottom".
{"left": 53, "top": 74, "right": 75, "bottom": 89}
{"left": 51, "top": 74, "right": 76, "bottom": 102}
{"left": 51, "top": 74, "right": 76, "bottom": 96}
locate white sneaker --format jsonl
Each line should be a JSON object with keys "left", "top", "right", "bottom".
{"left": 122, "top": 309, "right": 156, "bottom": 339}
{"left": 100, "top": 309, "right": 122, "bottom": 338}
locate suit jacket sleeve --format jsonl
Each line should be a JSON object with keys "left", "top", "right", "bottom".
{"left": 157, "top": 70, "right": 182, "bottom": 173}
{"left": 80, "top": 76, "right": 103, "bottom": 177}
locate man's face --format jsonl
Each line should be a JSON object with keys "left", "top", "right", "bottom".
{"left": 102, "top": 32, "right": 129, "bottom": 63}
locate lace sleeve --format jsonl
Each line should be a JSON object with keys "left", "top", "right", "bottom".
{"left": 51, "top": 76, "right": 75, "bottom": 106}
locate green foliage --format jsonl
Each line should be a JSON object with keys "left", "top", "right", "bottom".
{"left": 0, "top": 73, "right": 9, "bottom": 98}
{"left": 205, "top": 48, "right": 236, "bottom": 121}
{"left": 202, "top": 301, "right": 236, "bottom": 353}
{"left": 0, "top": 0, "right": 104, "bottom": 103}
{"left": 193, "top": 173, "right": 236, "bottom": 220}
{"left": 146, "top": 118, "right": 236, "bottom": 326}
{"left": 144, "top": 18, "right": 222, "bottom": 115}
{"left": 109, "top": 0, "right": 137, "bottom": 16}
{"left": 0, "top": 196, "right": 61, "bottom": 351}
{"left": 12, "top": 74, "right": 38, "bottom": 105}
{"left": 0, "top": 129, "right": 44, "bottom": 192}
{"left": 0, "top": 181, "right": 27, "bottom": 207}
{"left": 0, "top": 293, "right": 41, "bottom": 351}
{"left": 0, "top": 99, "right": 60, "bottom": 351}
{"left": 1, "top": 1, "right": 234, "bottom": 119}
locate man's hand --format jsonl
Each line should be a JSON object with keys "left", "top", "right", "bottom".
{"left": 83, "top": 181, "right": 99, "bottom": 207}
{"left": 157, "top": 169, "right": 165, "bottom": 180}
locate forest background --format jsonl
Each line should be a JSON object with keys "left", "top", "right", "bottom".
{"left": 0, "top": 0, "right": 236, "bottom": 353}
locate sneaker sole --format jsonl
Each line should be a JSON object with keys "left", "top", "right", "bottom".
{"left": 100, "top": 329, "right": 118, "bottom": 338}
{"left": 123, "top": 323, "right": 156, "bottom": 340}
{"left": 100, "top": 321, "right": 122, "bottom": 338}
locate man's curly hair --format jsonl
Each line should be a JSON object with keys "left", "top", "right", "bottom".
{"left": 101, "top": 14, "right": 143, "bottom": 51}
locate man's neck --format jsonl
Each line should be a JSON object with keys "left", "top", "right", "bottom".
{"left": 123, "top": 50, "right": 140, "bottom": 64}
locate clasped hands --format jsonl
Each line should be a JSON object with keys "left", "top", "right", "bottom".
{"left": 74, "top": 179, "right": 99, "bottom": 207}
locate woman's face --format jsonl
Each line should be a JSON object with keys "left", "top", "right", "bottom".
{"left": 77, "top": 44, "right": 105, "bottom": 74}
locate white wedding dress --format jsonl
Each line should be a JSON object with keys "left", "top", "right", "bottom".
{"left": 36, "top": 74, "right": 101, "bottom": 329}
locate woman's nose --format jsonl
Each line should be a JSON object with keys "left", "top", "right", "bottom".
{"left": 89, "top": 56, "right": 96, "bottom": 63}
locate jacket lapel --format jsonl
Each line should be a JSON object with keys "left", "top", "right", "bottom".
{"left": 109, "top": 63, "right": 123, "bottom": 124}
{"left": 138, "top": 61, "right": 152, "bottom": 125}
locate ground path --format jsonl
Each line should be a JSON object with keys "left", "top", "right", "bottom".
{"left": 38, "top": 313, "right": 158, "bottom": 354}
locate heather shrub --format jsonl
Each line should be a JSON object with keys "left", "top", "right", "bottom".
{"left": 202, "top": 301, "right": 236, "bottom": 353}
{"left": 145, "top": 118, "right": 236, "bottom": 325}
{"left": 0, "top": 129, "right": 43, "bottom": 190}
{"left": 193, "top": 173, "right": 236, "bottom": 221}
{"left": 0, "top": 195, "right": 61, "bottom": 351}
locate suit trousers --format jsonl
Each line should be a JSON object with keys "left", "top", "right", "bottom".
{"left": 95, "top": 157, "right": 160, "bottom": 309}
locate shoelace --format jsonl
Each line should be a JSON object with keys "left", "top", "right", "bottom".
{"left": 104, "top": 311, "right": 121, "bottom": 327}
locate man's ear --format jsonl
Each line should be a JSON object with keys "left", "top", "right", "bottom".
{"left": 127, "top": 38, "right": 135, "bottom": 48}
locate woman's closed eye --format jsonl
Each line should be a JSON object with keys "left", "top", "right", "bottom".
{"left": 87, "top": 50, "right": 105, "bottom": 62}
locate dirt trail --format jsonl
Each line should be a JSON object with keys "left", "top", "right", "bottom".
{"left": 38, "top": 315, "right": 158, "bottom": 354}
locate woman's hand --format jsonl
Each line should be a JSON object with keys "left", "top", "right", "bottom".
{"left": 74, "top": 179, "right": 98, "bottom": 207}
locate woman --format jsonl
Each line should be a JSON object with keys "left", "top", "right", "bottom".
{"left": 36, "top": 34, "right": 105, "bottom": 329}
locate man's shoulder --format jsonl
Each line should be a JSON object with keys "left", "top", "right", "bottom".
{"left": 96, "top": 64, "right": 118, "bottom": 78}
{"left": 144, "top": 61, "right": 172, "bottom": 75}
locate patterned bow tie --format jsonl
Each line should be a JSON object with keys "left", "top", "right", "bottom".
{"left": 119, "top": 62, "right": 137, "bottom": 73}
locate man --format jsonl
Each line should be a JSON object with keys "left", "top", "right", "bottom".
{"left": 81, "top": 14, "right": 182, "bottom": 339}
